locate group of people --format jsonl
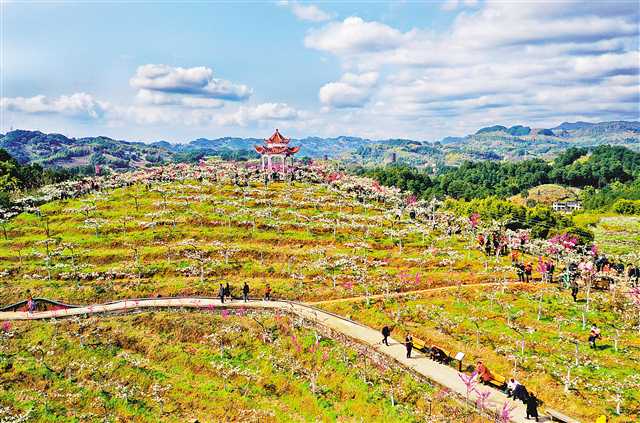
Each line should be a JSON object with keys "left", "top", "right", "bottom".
{"left": 218, "top": 282, "right": 272, "bottom": 303}
{"left": 381, "top": 326, "right": 415, "bottom": 359}
{"left": 477, "top": 232, "right": 508, "bottom": 257}
{"left": 381, "top": 327, "right": 544, "bottom": 420}
{"left": 477, "top": 361, "right": 540, "bottom": 421}
{"left": 514, "top": 261, "right": 533, "bottom": 283}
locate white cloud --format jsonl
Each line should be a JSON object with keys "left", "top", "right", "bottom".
{"left": 218, "top": 102, "right": 301, "bottom": 127}
{"left": 303, "top": 0, "right": 639, "bottom": 138}
{"left": 135, "top": 89, "right": 224, "bottom": 109}
{"left": 1, "top": 93, "right": 110, "bottom": 119}
{"left": 278, "top": 0, "right": 332, "bottom": 22}
{"left": 130, "top": 64, "right": 252, "bottom": 101}
{"left": 319, "top": 72, "right": 378, "bottom": 108}
{"left": 305, "top": 17, "right": 409, "bottom": 55}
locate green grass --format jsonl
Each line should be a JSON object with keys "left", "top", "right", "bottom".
{"left": 320, "top": 284, "right": 640, "bottom": 422}
{"left": 0, "top": 179, "right": 512, "bottom": 305}
{"left": 0, "top": 311, "right": 469, "bottom": 422}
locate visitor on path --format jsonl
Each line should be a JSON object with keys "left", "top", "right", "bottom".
{"left": 524, "top": 262, "right": 533, "bottom": 283}
{"left": 526, "top": 393, "right": 540, "bottom": 421}
{"left": 243, "top": 282, "right": 250, "bottom": 302}
{"left": 506, "top": 378, "right": 520, "bottom": 398}
{"left": 381, "top": 326, "right": 391, "bottom": 346}
{"left": 548, "top": 261, "right": 555, "bottom": 283}
{"left": 405, "top": 334, "right": 413, "bottom": 358}
{"left": 264, "top": 284, "right": 272, "bottom": 301}
{"left": 219, "top": 283, "right": 225, "bottom": 304}
{"left": 475, "top": 361, "right": 493, "bottom": 384}
{"left": 26, "top": 292, "right": 35, "bottom": 313}
{"left": 570, "top": 279, "right": 579, "bottom": 302}
{"left": 512, "top": 383, "right": 529, "bottom": 404}
{"left": 224, "top": 283, "right": 232, "bottom": 301}
{"left": 589, "top": 324, "right": 601, "bottom": 349}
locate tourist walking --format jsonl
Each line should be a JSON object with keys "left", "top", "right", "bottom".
{"left": 405, "top": 334, "right": 413, "bottom": 358}
{"left": 506, "top": 378, "right": 520, "bottom": 399}
{"left": 219, "top": 283, "right": 225, "bottom": 304}
{"left": 381, "top": 326, "right": 391, "bottom": 346}
{"left": 224, "top": 282, "right": 232, "bottom": 301}
{"left": 264, "top": 284, "right": 272, "bottom": 301}
{"left": 526, "top": 393, "right": 540, "bottom": 421}
{"left": 589, "top": 324, "right": 601, "bottom": 349}
{"left": 570, "top": 279, "right": 579, "bottom": 302}
{"left": 243, "top": 282, "right": 250, "bottom": 302}
{"left": 26, "top": 292, "right": 36, "bottom": 313}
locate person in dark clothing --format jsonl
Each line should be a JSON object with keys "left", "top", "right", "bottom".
{"left": 512, "top": 383, "right": 529, "bottom": 404}
{"left": 524, "top": 262, "right": 533, "bottom": 283}
{"left": 570, "top": 279, "right": 579, "bottom": 302}
{"left": 264, "top": 284, "right": 272, "bottom": 301}
{"left": 526, "top": 393, "right": 540, "bottom": 421}
{"left": 219, "top": 283, "right": 225, "bottom": 304}
{"left": 224, "top": 282, "right": 232, "bottom": 301}
{"left": 381, "top": 326, "right": 391, "bottom": 346}
{"left": 405, "top": 334, "right": 413, "bottom": 358}
{"left": 515, "top": 262, "right": 525, "bottom": 282}
{"left": 242, "top": 282, "right": 250, "bottom": 302}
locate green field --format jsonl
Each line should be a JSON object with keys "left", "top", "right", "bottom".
{"left": 1, "top": 164, "right": 638, "bottom": 422}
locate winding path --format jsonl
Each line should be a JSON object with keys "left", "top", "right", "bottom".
{"left": 0, "top": 297, "right": 577, "bottom": 423}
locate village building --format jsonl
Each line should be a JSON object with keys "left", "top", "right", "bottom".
{"left": 552, "top": 200, "right": 582, "bottom": 212}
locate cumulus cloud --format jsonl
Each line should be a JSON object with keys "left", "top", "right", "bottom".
{"left": 135, "top": 89, "right": 224, "bottom": 109}
{"left": 1, "top": 93, "right": 110, "bottom": 119}
{"left": 319, "top": 72, "right": 378, "bottom": 108}
{"left": 278, "top": 0, "right": 332, "bottom": 22}
{"left": 130, "top": 64, "right": 252, "bottom": 101}
{"left": 306, "top": 0, "right": 639, "bottom": 138}
{"left": 305, "top": 17, "right": 409, "bottom": 55}
{"left": 217, "top": 103, "right": 301, "bottom": 127}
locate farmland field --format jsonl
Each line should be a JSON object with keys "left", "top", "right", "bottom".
{"left": 1, "top": 163, "right": 638, "bottom": 422}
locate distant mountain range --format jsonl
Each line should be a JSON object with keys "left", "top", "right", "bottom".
{"left": 1, "top": 121, "right": 638, "bottom": 171}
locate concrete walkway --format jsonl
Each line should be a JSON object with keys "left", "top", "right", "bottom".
{"left": 0, "top": 297, "right": 577, "bottom": 423}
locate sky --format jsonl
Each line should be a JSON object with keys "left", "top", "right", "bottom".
{"left": 1, "top": 0, "right": 639, "bottom": 143}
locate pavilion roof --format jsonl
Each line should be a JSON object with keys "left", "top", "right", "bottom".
{"left": 266, "top": 129, "right": 290, "bottom": 145}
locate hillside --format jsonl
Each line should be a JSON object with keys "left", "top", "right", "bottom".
{"left": 509, "top": 184, "right": 581, "bottom": 206}
{"left": 3, "top": 121, "right": 638, "bottom": 171}
{"left": 0, "top": 130, "right": 173, "bottom": 169}
{"left": 1, "top": 161, "right": 638, "bottom": 421}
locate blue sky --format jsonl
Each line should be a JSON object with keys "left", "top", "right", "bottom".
{"left": 1, "top": 0, "right": 639, "bottom": 142}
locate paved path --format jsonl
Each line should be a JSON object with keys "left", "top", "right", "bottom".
{"left": 0, "top": 297, "right": 577, "bottom": 423}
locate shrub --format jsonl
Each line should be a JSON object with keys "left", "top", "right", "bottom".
{"left": 612, "top": 199, "right": 640, "bottom": 215}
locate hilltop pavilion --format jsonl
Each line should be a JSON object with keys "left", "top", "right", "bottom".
{"left": 255, "top": 129, "right": 300, "bottom": 176}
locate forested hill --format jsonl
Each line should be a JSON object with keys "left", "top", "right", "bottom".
{"left": 0, "top": 130, "right": 174, "bottom": 169}
{"left": 357, "top": 145, "right": 640, "bottom": 212}
{"left": 2, "top": 120, "right": 638, "bottom": 170}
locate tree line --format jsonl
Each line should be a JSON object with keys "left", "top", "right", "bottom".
{"left": 0, "top": 149, "right": 95, "bottom": 207}
{"left": 356, "top": 145, "right": 640, "bottom": 211}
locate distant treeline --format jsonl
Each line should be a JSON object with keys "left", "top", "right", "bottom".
{"left": 1, "top": 149, "right": 95, "bottom": 207}
{"left": 356, "top": 145, "right": 640, "bottom": 212}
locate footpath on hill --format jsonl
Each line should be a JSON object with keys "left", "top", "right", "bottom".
{"left": 0, "top": 296, "right": 578, "bottom": 423}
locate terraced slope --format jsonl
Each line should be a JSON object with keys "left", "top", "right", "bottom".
{"left": 0, "top": 175, "right": 511, "bottom": 305}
